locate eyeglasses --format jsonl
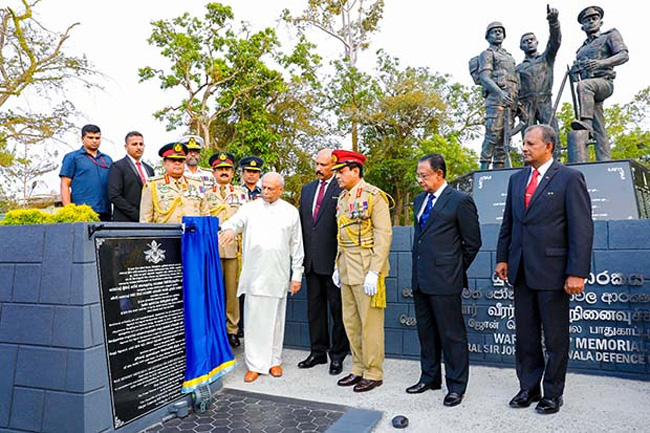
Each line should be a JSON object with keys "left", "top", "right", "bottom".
{"left": 416, "top": 173, "right": 433, "bottom": 180}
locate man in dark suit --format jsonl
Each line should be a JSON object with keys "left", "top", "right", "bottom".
{"left": 496, "top": 124, "right": 593, "bottom": 415}
{"left": 408, "top": 153, "right": 481, "bottom": 407}
{"left": 297, "top": 149, "right": 349, "bottom": 375}
{"left": 108, "top": 131, "right": 155, "bottom": 222}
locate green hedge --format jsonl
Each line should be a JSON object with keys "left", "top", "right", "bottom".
{"left": 1, "top": 204, "right": 100, "bottom": 225}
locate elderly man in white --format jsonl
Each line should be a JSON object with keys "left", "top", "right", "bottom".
{"left": 218, "top": 172, "right": 304, "bottom": 383}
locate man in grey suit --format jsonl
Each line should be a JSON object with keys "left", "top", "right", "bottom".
{"left": 408, "top": 153, "right": 481, "bottom": 407}
{"left": 108, "top": 131, "right": 155, "bottom": 222}
{"left": 297, "top": 149, "right": 349, "bottom": 375}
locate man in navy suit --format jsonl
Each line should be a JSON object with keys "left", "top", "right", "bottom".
{"left": 108, "top": 131, "right": 155, "bottom": 222}
{"left": 496, "top": 124, "right": 593, "bottom": 415}
{"left": 408, "top": 154, "right": 481, "bottom": 407}
{"left": 297, "top": 149, "right": 349, "bottom": 375}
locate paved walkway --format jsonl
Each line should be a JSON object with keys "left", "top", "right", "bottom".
{"left": 222, "top": 347, "right": 650, "bottom": 433}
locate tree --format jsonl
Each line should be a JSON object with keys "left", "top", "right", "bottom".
{"left": 0, "top": 0, "right": 95, "bottom": 206}
{"left": 284, "top": 0, "right": 385, "bottom": 151}
{"left": 140, "top": 3, "right": 317, "bottom": 153}
{"left": 556, "top": 86, "right": 650, "bottom": 166}
{"left": 360, "top": 52, "right": 478, "bottom": 225}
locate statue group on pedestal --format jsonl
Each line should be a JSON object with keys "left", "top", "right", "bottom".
{"left": 474, "top": 5, "right": 629, "bottom": 169}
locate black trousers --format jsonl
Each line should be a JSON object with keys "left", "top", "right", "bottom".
{"left": 305, "top": 271, "right": 349, "bottom": 361}
{"left": 413, "top": 289, "right": 469, "bottom": 393}
{"left": 514, "top": 267, "right": 570, "bottom": 398}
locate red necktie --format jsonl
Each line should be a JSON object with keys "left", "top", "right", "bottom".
{"left": 312, "top": 180, "right": 327, "bottom": 223}
{"left": 525, "top": 168, "right": 540, "bottom": 208}
{"left": 136, "top": 161, "right": 147, "bottom": 184}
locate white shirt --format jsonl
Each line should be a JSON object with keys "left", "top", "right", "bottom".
{"left": 221, "top": 198, "right": 304, "bottom": 298}
{"left": 127, "top": 155, "right": 148, "bottom": 181}
{"left": 526, "top": 158, "right": 553, "bottom": 186}
{"left": 417, "top": 181, "right": 447, "bottom": 221}
{"left": 311, "top": 176, "right": 334, "bottom": 215}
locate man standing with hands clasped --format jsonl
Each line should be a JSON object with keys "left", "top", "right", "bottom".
{"left": 496, "top": 124, "right": 593, "bottom": 414}
{"left": 408, "top": 153, "right": 481, "bottom": 407}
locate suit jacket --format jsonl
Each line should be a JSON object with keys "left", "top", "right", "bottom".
{"left": 299, "top": 178, "right": 341, "bottom": 275}
{"left": 496, "top": 161, "right": 593, "bottom": 290}
{"left": 412, "top": 185, "right": 482, "bottom": 295}
{"left": 108, "top": 156, "right": 154, "bottom": 222}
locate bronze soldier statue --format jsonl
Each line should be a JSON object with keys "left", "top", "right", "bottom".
{"left": 517, "top": 6, "right": 561, "bottom": 160}
{"left": 569, "top": 5, "right": 629, "bottom": 161}
{"left": 478, "top": 22, "right": 519, "bottom": 170}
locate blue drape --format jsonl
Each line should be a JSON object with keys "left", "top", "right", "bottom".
{"left": 181, "top": 216, "right": 236, "bottom": 393}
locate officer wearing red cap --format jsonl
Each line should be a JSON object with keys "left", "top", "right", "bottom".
{"left": 140, "top": 142, "right": 209, "bottom": 223}
{"left": 206, "top": 151, "right": 249, "bottom": 347}
{"left": 570, "top": 5, "right": 629, "bottom": 161}
{"left": 331, "top": 149, "right": 392, "bottom": 393}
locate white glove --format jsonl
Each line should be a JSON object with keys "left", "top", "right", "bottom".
{"left": 332, "top": 268, "right": 341, "bottom": 288}
{"left": 363, "top": 271, "right": 379, "bottom": 296}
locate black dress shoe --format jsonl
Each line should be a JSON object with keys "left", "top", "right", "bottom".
{"left": 535, "top": 396, "right": 563, "bottom": 415}
{"left": 329, "top": 359, "right": 343, "bottom": 375}
{"left": 297, "top": 354, "right": 327, "bottom": 369}
{"left": 443, "top": 392, "right": 464, "bottom": 407}
{"left": 405, "top": 382, "right": 441, "bottom": 394}
{"left": 337, "top": 373, "right": 362, "bottom": 387}
{"left": 228, "top": 334, "right": 240, "bottom": 347}
{"left": 509, "top": 389, "right": 542, "bottom": 408}
{"left": 353, "top": 379, "right": 383, "bottom": 392}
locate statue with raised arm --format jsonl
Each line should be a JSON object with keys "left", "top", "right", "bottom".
{"left": 478, "top": 22, "right": 519, "bottom": 170}
{"left": 517, "top": 6, "right": 561, "bottom": 160}
{"left": 570, "top": 5, "right": 629, "bottom": 161}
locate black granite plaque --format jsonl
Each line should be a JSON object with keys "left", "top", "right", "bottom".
{"left": 452, "top": 160, "right": 649, "bottom": 223}
{"left": 95, "top": 236, "right": 186, "bottom": 429}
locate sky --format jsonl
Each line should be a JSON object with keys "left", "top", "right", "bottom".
{"left": 7, "top": 0, "right": 648, "bottom": 194}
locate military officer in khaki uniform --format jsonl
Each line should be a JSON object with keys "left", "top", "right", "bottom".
{"left": 331, "top": 149, "right": 392, "bottom": 393}
{"left": 140, "top": 142, "right": 210, "bottom": 223}
{"left": 206, "top": 151, "right": 249, "bottom": 347}
{"left": 180, "top": 135, "right": 214, "bottom": 187}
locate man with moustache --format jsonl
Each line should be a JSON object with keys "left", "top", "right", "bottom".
{"left": 59, "top": 124, "right": 113, "bottom": 220}
{"left": 496, "top": 125, "right": 593, "bottom": 414}
{"left": 140, "top": 142, "right": 210, "bottom": 223}
{"left": 297, "top": 149, "right": 349, "bottom": 375}
{"left": 219, "top": 172, "right": 304, "bottom": 383}
{"left": 206, "top": 151, "right": 249, "bottom": 348}
{"left": 332, "top": 150, "right": 392, "bottom": 393}
{"left": 108, "top": 131, "right": 155, "bottom": 222}
{"left": 181, "top": 135, "right": 214, "bottom": 186}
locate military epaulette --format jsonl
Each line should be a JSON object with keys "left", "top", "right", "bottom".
{"left": 185, "top": 173, "right": 202, "bottom": 181}
{"left": 148, "top": 174, "right": 165, "bottom": 183}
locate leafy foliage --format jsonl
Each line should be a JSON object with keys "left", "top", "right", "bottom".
{"left": 1, "top": 203, "right": 99, "bottom": 225}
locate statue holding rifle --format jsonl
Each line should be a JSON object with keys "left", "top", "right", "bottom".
{"left": 569, "top": 5, "right": 629, "bottom": 161}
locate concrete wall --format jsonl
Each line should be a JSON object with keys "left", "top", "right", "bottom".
{"left": 0, "top": 223, "right": 199, "bottom": 433}
{"left": 285, "top": 220, "right": 650, "bottom": 380}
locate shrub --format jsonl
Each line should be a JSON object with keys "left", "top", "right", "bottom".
{"left": 1, "top": 204, "right": 100, "bottom": 225}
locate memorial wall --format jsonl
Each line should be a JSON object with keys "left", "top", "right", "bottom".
{"left": 285, "top": 220, "right": 650, "bottom": 380}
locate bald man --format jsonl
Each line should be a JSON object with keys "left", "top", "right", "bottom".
{"left": 219, "top": 172, "right": 304, "bottom": 383}
{"left": 297, "top": 149, "right": 350, "bottom": 375}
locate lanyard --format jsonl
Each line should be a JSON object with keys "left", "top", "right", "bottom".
{"left": 85, "top": 153, "right": 109, "bottom": 169}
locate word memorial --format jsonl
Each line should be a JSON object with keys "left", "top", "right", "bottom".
{"left": 462, "top": 270, "right": 649, "bottom": 377}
